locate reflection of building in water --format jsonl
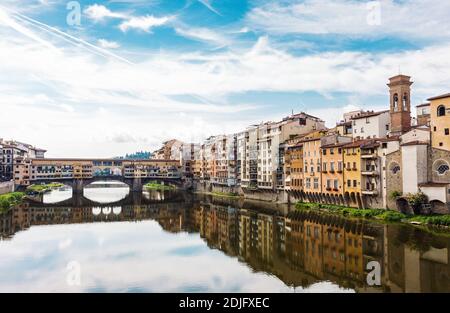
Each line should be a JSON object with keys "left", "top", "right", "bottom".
{"left": 1, "top": 198, "right": 449, "bottom": 293}
{"left": 216, "top": 205, "right": 238, "bottom": 256}
{"left": 385, "top": 226, "right": 450, "bottom": 293}
{"left": 285, "top": 211, "right": 379, "bottom": 289}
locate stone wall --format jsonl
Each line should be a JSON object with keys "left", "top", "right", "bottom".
{"left": 386, "top": 150, "right": 403, "bottom": 210}
{"left": 0, "top": 181, "right": 14, "bottom": 195}
{"left": 429, "top": 148, "right": 450, "bottom": 183}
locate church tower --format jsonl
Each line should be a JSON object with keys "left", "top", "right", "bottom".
{"left": 388, "top": 75, "right": 413, "bottom": 136}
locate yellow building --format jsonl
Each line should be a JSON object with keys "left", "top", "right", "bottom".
{"left": 302, "top": 138, "right": 322, "bottom": 196}
{"left": 429, "top": 93, "right": 450, "bottom": 151}
{"left": 285, "top": 144, "right": 303, "bottom": 192}
{"left": 342, "top": 140, "right": 365, "bottom": 207}
{"left": 321, "top": 142, "right": 345, "bottom": 199}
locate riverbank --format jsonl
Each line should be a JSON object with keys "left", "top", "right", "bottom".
{"left": 0, "top": 192, "right": 25, "bottom": 212}
{"left": 144, "top": 182, "right": 176, "bottom": 191}
{"left": 194, "top": 191, "right": 242, "bottom": 199}
{"left": 295, "top": 202, "right": 450, "bottom": 230}
{"left": 27, "top": 183, "right": 64, "bottom": 194}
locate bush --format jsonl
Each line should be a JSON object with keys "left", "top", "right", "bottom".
{"left": 406, "top": 192, "right": 428, "bottom": 211}
{"left": 389, "top": 190, "right": 402, "bottom": 200}
{"left": 0, "top": 192, "right": 25, "bottom": 211}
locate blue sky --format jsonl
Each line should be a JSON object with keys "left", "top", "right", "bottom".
{"left": 1, "top": 0, "right": 450, "bottom": 157}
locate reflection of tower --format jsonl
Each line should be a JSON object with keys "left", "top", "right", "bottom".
{"left": 388, "top": 75, "right": 413, "bottom": 136}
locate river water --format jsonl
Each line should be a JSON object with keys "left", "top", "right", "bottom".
{"left": 0, "top": 183, "right": 448, "bottom": 293}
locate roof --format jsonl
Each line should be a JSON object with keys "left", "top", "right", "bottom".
{"left": 321, "top": 141, "right": 351, "bottom": 149}
{"left": 378, "top": 136, "right": 400, "bottom": 142}
{"left": 401, "top": 141, "right": 429, "bottom": 147}
{"left": 30, "top": 158, "right": 178, "bottom": 162}
{"left": 336, "top": 120, "right": 352, "bottom": 127}
{"left": 427, "top": 93, "right": 450, "bottom": 101}
{"left": 351, "top": 110, "right": 389, "bottom": 120}
{"left": 418, "top": 182, "right": 450, "bottom": 188}
{"left": 342, "top": 139, "right": 374, "bottom": 149}
{"left": 416, "top": 103, "right": 430, "bottom": 108}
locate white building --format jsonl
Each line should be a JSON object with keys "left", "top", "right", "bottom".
{"left": 351, "top": 110, "right": 391, "bottom": 140}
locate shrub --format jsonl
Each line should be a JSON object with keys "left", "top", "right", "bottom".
{"left": 389, "top": 190, "right": 402, "bottom": 200}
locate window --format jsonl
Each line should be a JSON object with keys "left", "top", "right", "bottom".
{"left": 437, "top": 164, "right": 449, "bottom": 175}
{"left": 437, "top": 105, "right": 446, "bottom": 117}
{"left": 334, "top": 179, "right": 338, "bottom": 189}
{"left": 393, "top": 94, "right": 399, "bottom": 111}
{"left": 353, "top": 180, "right": 357, "bottom": 187}
{"left": 314, "top": 178, "right": 319, "bottom": 189}
{"left": 386, "top": 124, "right": 389, "bottom": 131}
{"left": 434, "top": 126, "right": 437, "bottom": 132}
{"left": 435, "top": 161, "right": 450, "bottom": 175}
{"left": 390, "top": 162, "right": 401, "bottom": 174}
{"left": 445, "top": 128, "right": 449, "bottom": 135}
{"left": 366, "top": 118, "right": 370, "bottom": 124}
{"left": 403, "top": 93, "right": 408, "bottom": 110}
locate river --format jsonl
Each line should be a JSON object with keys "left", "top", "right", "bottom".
{"left": 0, "top": 183, "right": 448, "bottom": 293}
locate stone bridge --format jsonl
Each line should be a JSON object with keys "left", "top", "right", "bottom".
{"left": 18, "top": 158, "right": 186, "bottom": 195}
{"left": 25, "top": 189, "right": 192, "bottom": 208}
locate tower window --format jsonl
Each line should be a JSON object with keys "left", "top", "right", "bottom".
{"left": 393, "top": 94, "right": 399, "bottom": 111}
{"left": 402, "top": 94, "right": 408, "bottom": 110}
{"left": 437, "top": 105, "right": 446, "bottom": 117}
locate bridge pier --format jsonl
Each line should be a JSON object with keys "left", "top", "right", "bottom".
{"left": 131, "top": 177, "right": 142, "bottom": 192}
{"left": 72, "top": 179, "right": 84, "bottom": 196}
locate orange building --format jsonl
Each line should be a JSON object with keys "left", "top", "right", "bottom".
{"left": 321, "top": 142, "right": 346, "bottom": 201}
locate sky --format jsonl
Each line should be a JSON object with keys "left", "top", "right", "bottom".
{"left": 0, "top": 0, "right": 450, "bottom": 158}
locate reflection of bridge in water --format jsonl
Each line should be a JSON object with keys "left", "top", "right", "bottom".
{"left": 1, "top": 194, "right": 449, "bottom": 293}
{"left": 25, "top": 190, "right": 192, "bottom": 208}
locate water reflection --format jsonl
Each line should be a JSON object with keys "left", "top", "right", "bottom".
{"left": 0, "top": 189, "right": 448, "bottom": 293}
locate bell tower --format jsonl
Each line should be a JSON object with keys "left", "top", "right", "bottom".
{"left": 388, "top": 74, "right": 412, "bottom": 136}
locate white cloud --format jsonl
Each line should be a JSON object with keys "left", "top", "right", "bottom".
{"left": 84, "top": 4, "right": 127, "bottom": 21}
{"left": 2, "top": 6, "right": 450, "bottom": 156}
{"left": 175, "top": 27, "right": 229, "bottom": 46}
{"left": 246, "top": 0, "right": 450, "bottom": 40}
{"left": 98, "top": 39, "right": 120, "bottom": 49}
{"left": 119, "top": 15, "right": 171, "bottom": 32}
{"left": 198, "top": 0, "right": 221, "bottom": 16}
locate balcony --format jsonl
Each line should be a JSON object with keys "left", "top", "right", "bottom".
{"left": 361, "top": 169, "right": 378, "bottom": 176}
{"left": 361, "top": 153, "right": 377, "bottom": 159}
{"left": 362, "top": 189, "right": 378, "bottom": 196}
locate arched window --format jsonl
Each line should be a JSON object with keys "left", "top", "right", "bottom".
{"left": 437, "top": 164, "right": 449, "bottom": 175}
{"left": 393, "top": 94, "right": 399, "bottom": 111}
{"left": 402, "top": 93, "right": 408, "bottom": 110}
{"left": 434, "top": 160, "right": 449, "bottom": 175}
{"left": 390, "top": 162, "right": 401, "bottom": 174}
{"left": 437, "top": 105, "right": 446, "bottom": 117}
